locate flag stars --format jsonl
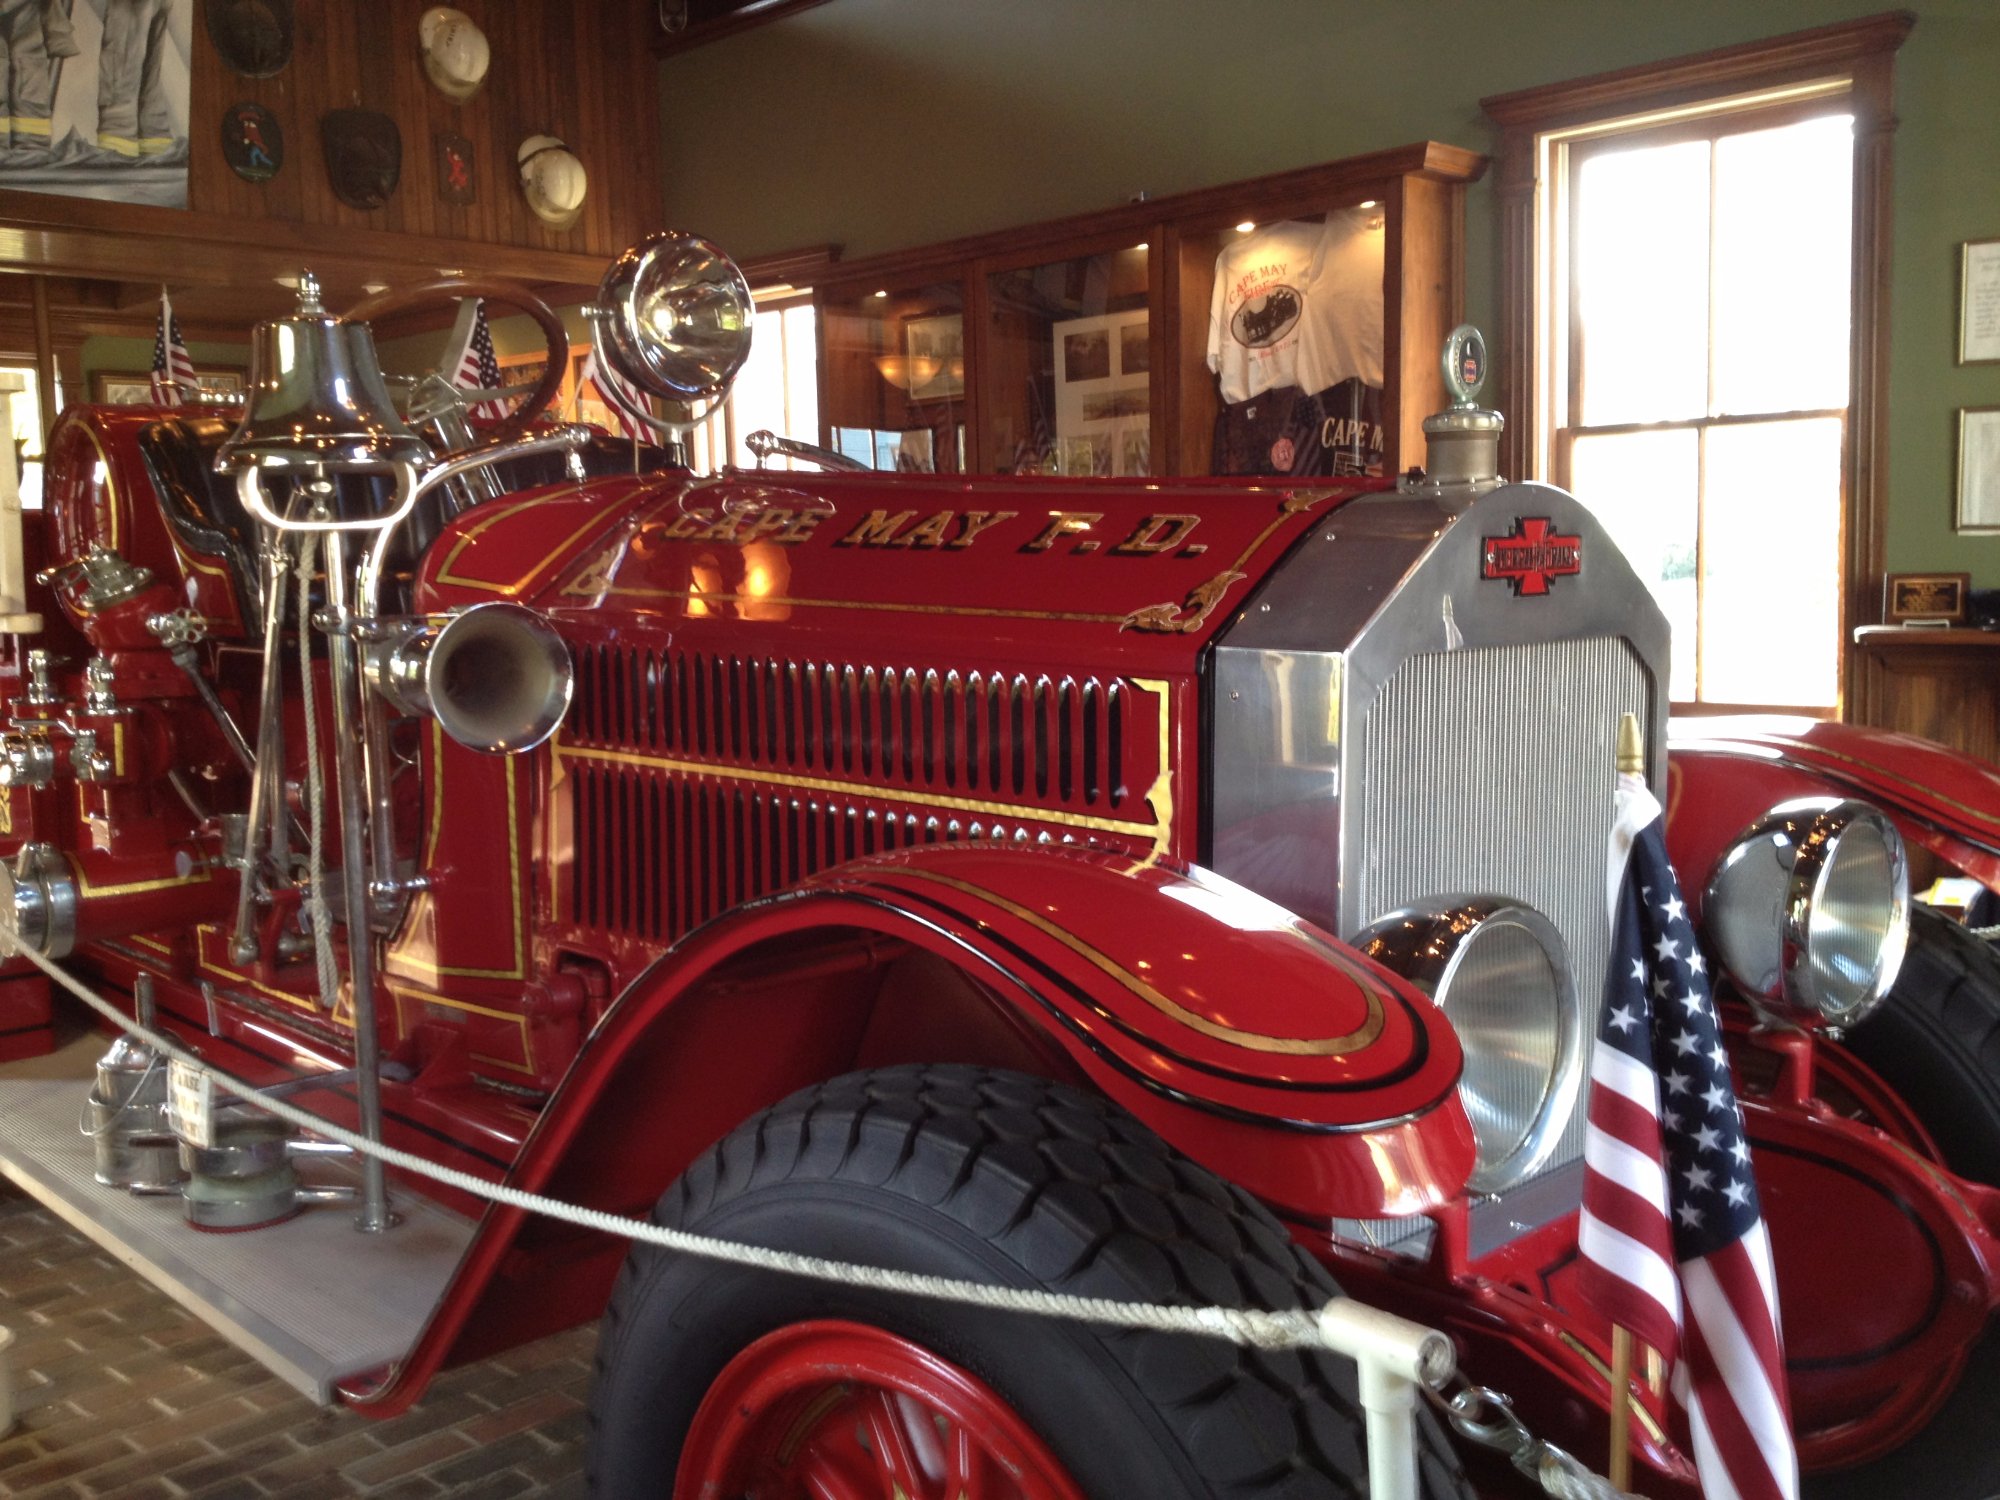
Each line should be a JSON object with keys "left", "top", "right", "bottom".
{"left": 1659, "top": 893, "right": 1687, "bottom": 924}
{"left": 1664, "top": 1070, "right": 1691, "bottom": 1096}
{"left": 1730, "top": 1137, "right": 1752, "bottom": 1165}
{"left": 1683, "top": 1163, "right": 1715, "bottom": 1193}
{"left": 1703, "top": 1083, "right": 1732, "bottom": 1113}
{"left": 1652, "top": 974, "right": 1673, "bottom": 1000}
{"left": 1708, "top": 1042, "right": 1730, "bottom": 1071}
{"left": 1609, "top": 1004, "right": 1640, "bottom": 1034}
{"left": 1678, "top": 989, "right": 1709, "bottom": 1017}
{"left": 1631, "top": 958, "right": 1646, "bottom": 983}
{"left": 1677, "top": 1202, "right": 1705, "bottom": 1229}
{"left": 1693, "top": 1125, "right": 1722, "bottom": 1152}
{"left": 1672, "top": 1030, "right": 1702, "bottom": 1057}
{"left": 1688, "top": 951, "right": 1707, "bottom": 975}
{"left": 1724, "top": 1179, "right": 1751, "bottom": 1208}
{"left": 1654, "top": 934, "right": 1681, "bottom": 963}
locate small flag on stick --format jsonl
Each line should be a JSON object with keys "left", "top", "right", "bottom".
{"left": 583, "top": 344, "right": 651, "bottom": 441}
{"left": 1575, "top": 713, "right": 1798, "bottom": 1500}
{"left": 149, "top": 288, "right": 196, "bottom": 406}
{"left": 442, "top": 298, "right": 510, "bottom": 422}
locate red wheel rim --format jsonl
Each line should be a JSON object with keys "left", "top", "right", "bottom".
{"left": 677, "top": 1319, "right": 1088, "bottom": 1500}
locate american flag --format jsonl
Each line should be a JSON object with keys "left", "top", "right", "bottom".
{"left": 149, "top": 288, "right": 196, "bottom": 406}
{"left": 1577, "top": 764, "right": 1797, "bottom": 1500}
{"left": 582, "top": 344, "right": 650, "bottom": 441}
{"left": 443, "top": 298, "right": 509, "bottom": 422}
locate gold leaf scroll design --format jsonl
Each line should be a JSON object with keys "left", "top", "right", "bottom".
{"left": 1121, "top": 570, "right": 1246, "bottom": 635}
{"left": 1118, "top": 489, "right": 1336, "bottom": 635}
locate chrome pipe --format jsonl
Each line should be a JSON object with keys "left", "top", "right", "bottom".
{"left": 356, "top": 424, "right": 594, "bottom": 617}
{"left": 230, "top": 538, "right": 294, "bottom": 965}
{"left": 746, "top": 429, "right": 867, "bottom": 472}
{"left": 321, "top": 532, "right": 394, "bottom": 1234}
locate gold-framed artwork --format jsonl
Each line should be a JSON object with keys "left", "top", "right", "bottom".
{"left": 1884, "top": 571, "right": 1970, "bottom": 625}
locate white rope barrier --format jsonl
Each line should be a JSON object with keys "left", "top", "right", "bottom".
{"left": 21, "top": 942, "right": 1453, "bottom": 1367}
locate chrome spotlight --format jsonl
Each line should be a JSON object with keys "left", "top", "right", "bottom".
{"left": 1704, "top": 798, "right": 1909, "bottom": 1030}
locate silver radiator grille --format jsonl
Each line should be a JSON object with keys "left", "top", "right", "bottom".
{"left": 1355, "top": 635, "right": 1650, "bottom": 1202}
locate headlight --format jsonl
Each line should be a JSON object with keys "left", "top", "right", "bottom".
{"left": 1705, "top": 798, "right": 1909, "bottom": 1030}
{"left": 586, "top": 231, "right": 754, "bottom": 406}
{"left": 1359, "top": 898, "right": 1581, "bottom": 1194}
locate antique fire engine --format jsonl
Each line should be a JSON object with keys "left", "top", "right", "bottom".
{"left": 0, "top": 233, "right": 1990, "bottom": 1500}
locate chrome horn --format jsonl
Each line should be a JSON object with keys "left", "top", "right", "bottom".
{"left": 366, "top": 603, "right": 574, "bottom": 754}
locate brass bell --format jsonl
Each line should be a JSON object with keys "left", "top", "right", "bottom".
{"left": 217, "top": 272, "right": 428, "bottom": 472}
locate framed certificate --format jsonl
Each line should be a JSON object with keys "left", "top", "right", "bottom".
{"left": 1960, "top": 239, "right": 2000, "bottom": 364}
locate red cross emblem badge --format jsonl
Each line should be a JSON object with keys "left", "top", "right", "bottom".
{"left": 1481, "top": 517, "right": 1582, "bottom": 597}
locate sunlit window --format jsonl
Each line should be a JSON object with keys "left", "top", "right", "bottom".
{"left": 684, "top": 295, "right": 819, "bottom": 473}
{"left": 0, "top": 366, "right": 49, "bottom": 509}
{"left": 1552, "top": 109, "right": 1854, "bottom": 710}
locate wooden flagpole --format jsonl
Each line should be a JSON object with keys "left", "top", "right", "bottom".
{"left": 1609, "top": 1324, "right": 1634, "bottom": 1490}
{"left": 1609, "top": 711, "right": 1645, "bottom": 1492}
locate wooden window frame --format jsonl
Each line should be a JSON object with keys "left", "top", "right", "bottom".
{"left": 1482, "top": 11, "right": 1913, "bottom": 713}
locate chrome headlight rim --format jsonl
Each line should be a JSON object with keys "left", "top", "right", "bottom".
{"left": 1705, "top": 797, "right": 1910, "bottom": 1030}
{"left": 1358, "top": 896, "right": 1582, "bottom": 1195}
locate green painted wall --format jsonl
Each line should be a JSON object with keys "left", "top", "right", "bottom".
{"left": 78, "top": 335, "right": 250, "bottom": 390}
{"left": 658, "top": 0, "right": 2000, "bottom": 582}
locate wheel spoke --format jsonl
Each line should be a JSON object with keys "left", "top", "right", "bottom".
{"left": 860, "top": 1386, "right": 936, "bottom": 1498}
{"left": 944, "top": 1420, "right": 994, "bottom": 1500}
{"left": 798, "top": 1443, "right": 885, "bottom": 1500}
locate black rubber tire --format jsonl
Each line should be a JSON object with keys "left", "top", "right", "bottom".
{"left": 1843, "top": 903, "right": 2000, "bottom": 1184}
{"left": 586, "top": 1064, "right": 1470, "bottom": 1500}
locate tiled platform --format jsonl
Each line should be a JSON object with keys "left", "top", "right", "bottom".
{"left": 0, "top": 1183, "right": 592, "bottom": 1498}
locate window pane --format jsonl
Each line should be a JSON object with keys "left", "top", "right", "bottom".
{"left": 1569, "top": 428, "right": 1700, "bottom": 701}
{"left": 1699, "top": 418, "right": 1842, "bottom": 707}
{"left": 721, "top": 300, "right": 819, "bottom": 470}
{"left": 1575, "top": 139, "right": 1711, "bottom": 426}
{"left": 1712, "top": 114, "right": 1852, "bottom": 416}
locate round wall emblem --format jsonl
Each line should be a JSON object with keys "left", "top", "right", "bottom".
{"left": 221, "top": 103, "right": 283, "bottom": 183}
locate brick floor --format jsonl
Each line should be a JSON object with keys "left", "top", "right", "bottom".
{"left": 0, "top": 1186, "right": 592, "bottom": 1498}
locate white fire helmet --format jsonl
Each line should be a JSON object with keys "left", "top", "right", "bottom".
{"left": 518, "top": 135, "right": 587, "bottom": 231}
{"left": 420, "top": 7, "right": 490, "bottom": 104}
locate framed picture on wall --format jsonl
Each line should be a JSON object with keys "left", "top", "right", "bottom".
{"left": 1961, "top": 239, "right": 2000, "bottom": 365}
{"left": 1053, "top": 308, "right": 1150, "bottom": 476}
{"left": 1957, "top": 406, "right": 2000, "bottom": 533}
{"left": 904, "top": 314, "right": 964, "bottom": 402}
{"left": 91, "top": 369, "right": 246, "bottom": 404}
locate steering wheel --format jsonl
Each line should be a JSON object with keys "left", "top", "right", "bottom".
{"left": 341, "top": 276, "right": 569, "bottom": 448}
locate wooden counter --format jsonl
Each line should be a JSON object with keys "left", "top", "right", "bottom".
{"left": 1850, "top": 625, "right": 2000, "bottom": 767}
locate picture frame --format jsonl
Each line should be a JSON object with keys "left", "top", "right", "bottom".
{"left": 1052, "top": 307, "right": 1151, "bottom": 477}
{"left": 91, "top": 369, "right": 246, "bottom": 405}
{"left": 1960, "top": 239, "right": 2000, "bottom": 365}
{"left": 1957, "top": 406, "right": 2000, "bottom": 534}
{"left": 904, "top": 314, "right": 964, "bottom": 403}
{"left": 1884, "top": 571, "right": 1970, "bottom": 625}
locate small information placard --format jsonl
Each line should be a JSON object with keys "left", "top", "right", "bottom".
{"left": 1962, "top": 240, "right": 2000, "bottom": 364}
{"left": 167, "top": 1058, "right": 215, "bottom": 1149}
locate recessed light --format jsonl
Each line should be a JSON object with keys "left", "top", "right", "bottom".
{"left": 873, "top": 289, "right": 888, "bottom": 299}
{"left": 1359, "top": 200, "right": 1378, "bottom": 210}
{"left": 1235, "top": 221, "right": 1256, "bottom": 234}
{"left": 1135, "top": 242, "right": 1148, "bottom": 251}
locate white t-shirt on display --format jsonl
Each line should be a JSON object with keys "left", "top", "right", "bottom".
{"left": 1296, "top": 207, "right": 1385, "bottom": 394}
{"left": 1207, "top": 219, "right": 1325, "bottom": 405}
{"left": 1206, "top": 211, "right": 1385, "bottom": 405}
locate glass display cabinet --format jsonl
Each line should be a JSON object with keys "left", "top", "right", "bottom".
{"left": 815, "top": 142, "right": 1486, "bottom": 479}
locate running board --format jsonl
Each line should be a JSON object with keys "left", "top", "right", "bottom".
{"left": 0, "top": 1037, "right": 475, "bottom": 1404}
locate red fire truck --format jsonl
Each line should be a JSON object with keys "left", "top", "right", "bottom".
{"left": 0, "top": 233, "right": 1993, "bottom": 1498}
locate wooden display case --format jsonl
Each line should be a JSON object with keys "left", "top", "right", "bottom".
{"left": 816, "top": 142, "right": 1486, "bottom": 478}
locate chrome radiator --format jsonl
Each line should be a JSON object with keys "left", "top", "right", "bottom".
{"left": 1208, "top": 481, "right": 1668, "bottom": 1251}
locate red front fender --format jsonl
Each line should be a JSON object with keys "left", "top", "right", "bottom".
{"left": 348, "top": 845, "right": 1474, "bottom": 1413}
